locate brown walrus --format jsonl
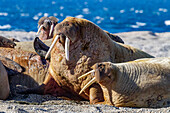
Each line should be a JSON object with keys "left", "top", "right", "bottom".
{"left": 0, "top": 48, "right": 48, "bottom": 87}
{"left": 0, "top": 60, "right": 10, "bottom": 100}
{"left": 79, "top": 57, "right": 170, "bottom": 107}
{"left": 23, "top": 17, "right": 154, "bottom": 103}
{"left": 0, "top": 36, "right": 16, "bottom": 48}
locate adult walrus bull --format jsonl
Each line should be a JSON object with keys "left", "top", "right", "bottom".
{"left": 0, "top": 60, "right": 10, "bottom": 100}
{"left": 78, "top": 58, "right": 170, "bottom": 107}
{"left": 23, "top": 17, "right": 154, "bottom": 103}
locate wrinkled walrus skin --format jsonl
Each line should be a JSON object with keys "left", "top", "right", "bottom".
{"left": 0, "top": 60, "right": 10, "bottom": 100}
{"left": 32, "top": 17, "right": 154, "bottom": 103}
{"left": 80, "top": 58, "right": 170, "bottom": 108}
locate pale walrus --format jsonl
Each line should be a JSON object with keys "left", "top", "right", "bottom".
{"left": 0, "top": 60, "right": 10, "bottom": 100}
{"left": 21, "top": 17, "right": 154, "bottom": 103}
{"left": 36, "top": 16, "right": 58, "bottom": 40}
{"left": 79, "top": 57, "right": 170, "bottom": 108}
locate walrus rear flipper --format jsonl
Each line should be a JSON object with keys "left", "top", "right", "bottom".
{"left": 17, "top": 84, "right": 45, "bottom": 95}
{"left": 34, "top": 37, "right": 50, "bottom": 60}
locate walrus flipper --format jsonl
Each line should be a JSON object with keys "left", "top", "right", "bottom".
{"left": 0, "top": 55, "right": 23, "bottom": 76}
{"left": 34, "top": 37, "right": 50, "bottom": 60}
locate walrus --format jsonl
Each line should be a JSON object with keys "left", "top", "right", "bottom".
{"left": 0, "top": 48, "right": 49, "bottom": 87}
{"left": 36, "top": 16, "right": 58, "bottom": 40}
{"left": 22, "top": 17, "right": 154, "bottom": 103}
{"left": 78, "top": 57, "right": 170, "bottom": 107}
{"left": 0, "top": 36, "right": 16, "bottom": 48}
{"left": 0, "top": 60, "right": 10, "bottom": 100}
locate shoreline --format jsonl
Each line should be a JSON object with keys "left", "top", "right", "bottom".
{"left": 0, "top": 30, "right": 170, "bottom": 112}
{"left": 1, "top": 30, "right": 170, "bottom": 57}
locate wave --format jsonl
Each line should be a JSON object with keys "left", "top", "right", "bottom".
{"left": 130, "top": 22, "right": 146, "bottom": 28}
{"left": 0, "top": 12, "right": 8, "bottom": 16}
{"left": 0, "top": 24, "right": 11, "bottom": 29}
{"left": 75, "top": 15, "right": 84, "bottom": 18}
{"left": 165, "top": 20, "right": 170, "bottom": 26}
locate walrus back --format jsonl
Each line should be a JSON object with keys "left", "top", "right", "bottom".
{"left": 107, "top": 58, "right": 170, "bottom": 107}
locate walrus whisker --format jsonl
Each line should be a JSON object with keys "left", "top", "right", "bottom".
{"left": 65, "top": 36, "right": 70, "bottom": 61}
{"left": 36, "top": 25, "right": 43, "bottom": 36}
{"left": 45, "top": 35, "right": 59, "bottom": 59}
{"left": 79, "top": 77, "right": 96, "bottom": 94}
{"left": 49, "top": 24, "right": 54, "bottom": 37}
{"left": 78, "top": 70, "right": 95, "bottom": 80}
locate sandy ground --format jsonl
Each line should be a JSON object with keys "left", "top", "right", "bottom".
{"left": 0, "top": 30, "right": 170, "bottom": 112}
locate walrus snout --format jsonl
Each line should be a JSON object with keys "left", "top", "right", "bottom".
{"left": 93, "top": 63, "right": 114, "bottom": 83}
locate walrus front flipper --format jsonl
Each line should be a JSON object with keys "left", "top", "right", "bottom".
{"left": 0, "top": 55, "right": 23, "bottom": 76}
{"left": 34, "top": 37, "right": 50, "bottom": 60}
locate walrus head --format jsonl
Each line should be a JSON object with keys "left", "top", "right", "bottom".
{"left": 36, "top": 16, "right": 58, "bottom": 40}
{"left": 78, "top": 62, "right": 118, "bottom": 94}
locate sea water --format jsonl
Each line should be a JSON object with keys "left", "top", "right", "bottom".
{"left": 0, "top": 0, "right": 170, "bottom": 33}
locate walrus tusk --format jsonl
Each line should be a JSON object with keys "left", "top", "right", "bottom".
{"left": 65, "top": 37, "right": 70, "bottom": 61}
{"left": 36, "top": 25, "right": 44, "bottom": 36}
{"left": 49, "top": 24, "right": 54, "bottom": 37}
{"left": 45, "top": 35, "right": 59, "bottom": 59}
{"left": 78, "top": 70, "right": 95, "bottom": 80}
{"left": 79, "top": 77, "right": 96, "bottom": 94}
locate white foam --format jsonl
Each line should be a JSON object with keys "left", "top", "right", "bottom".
{"left": 130, "top": 25, "right": 139, "bottom": 28}
{"left": 110, "top": 17, "right": 114, "bottom": 20}
{"left": 53, "top": 13, "right": 58, "bottom": 16}
{"left": 38, "top": 12, "right": 43, "bottom": 16}
{"left": 20, "top": 13, "right": 29, "bottom": 17}
{"left": 130, "top": 8, "right": 134, "bottom": 11}
{"left": 83, "top": 8, "right": 90, "bottom": 14}
{"left": 136, "top": 22, "right": 146, "bottom": 26}
{"left": 103, "top": 7, "right": 108, "bottom": 11}
{"left": 120, "top": 10, "right": 125, "bottom": 13}
{"left": 60, "top": 6, "right": 64, "bottom": 10}
{"left": 0, "top": 12, "right": 8, "bottom": 16}
{"left": 75, "top": 15, "right": 84, "bottom": 18}
{"left": 165, "top": 20, "right": 170, "bottom": 26}
{"left": 95, "top": 16, "right": 101, "bottom": 20}
{"left": 44, "top": 13, "right": 49, "bottom": 17}
{"left": 97, "top": 20, "right": 101, "bottom": 24}
{"left": 159, "top": 8, "right": 168, "bottom": 12}
{"left": 0, "top": 24, "right": 11, "bottom": 29}
{"left": 60, "top": 13, "right": 63, "bottom": 17}
{"left": 52, "top": 1, "right": 56, "bottom": 4}
{"left": 33, "top": 15, "right": 39, "bottom": 20}
{"left": 135, "top": 10, "right": 143, "bottom": 13}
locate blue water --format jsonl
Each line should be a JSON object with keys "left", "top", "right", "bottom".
{"left": 0, "top": 0, "right": 170, "bottom": 33}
